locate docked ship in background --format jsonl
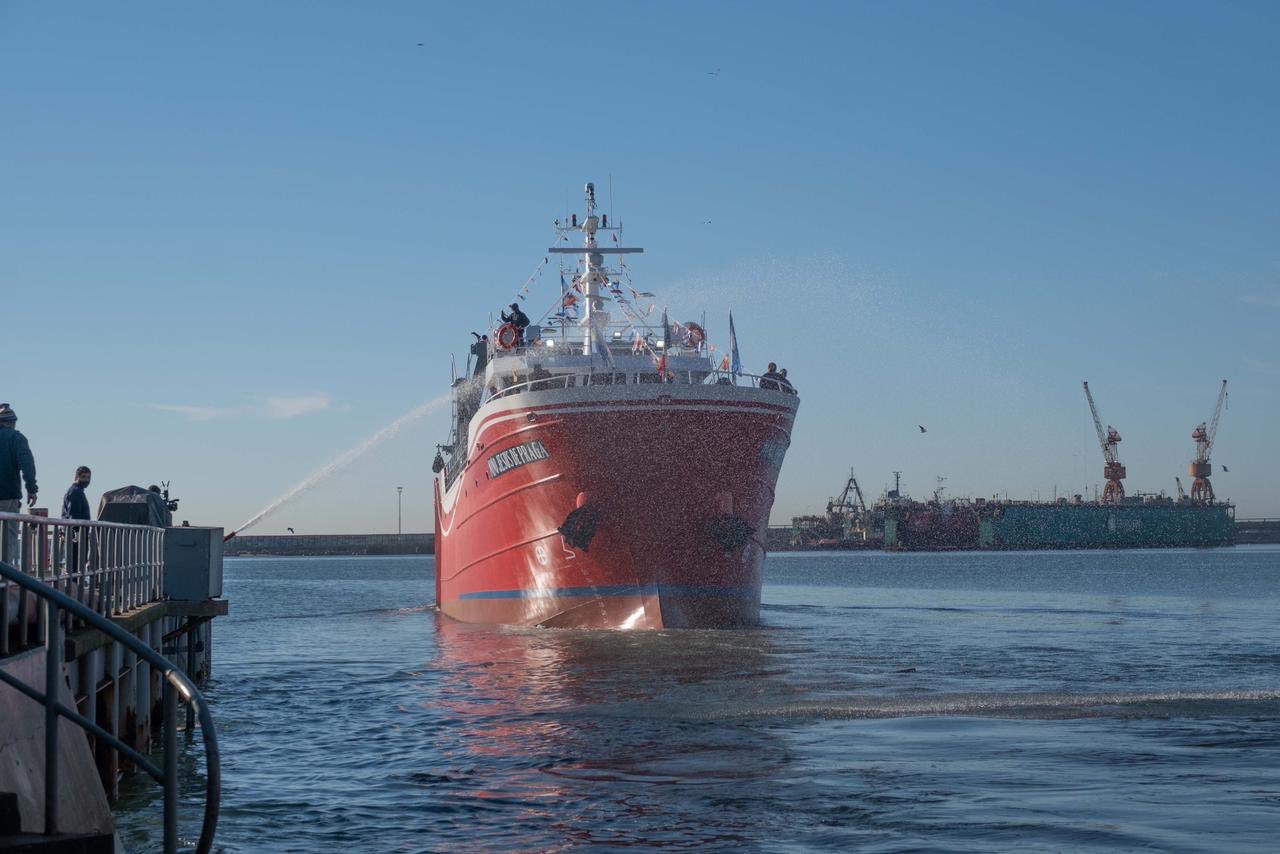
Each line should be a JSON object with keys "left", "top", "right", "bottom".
{"left": 787, "top": 380, "right": 1237, "bottom": 551}
{"left": 788, "top": 474, "right": 1235, "bottom": 551}
{"left": 433, "top": 183, "right": 798, "bottom": 629}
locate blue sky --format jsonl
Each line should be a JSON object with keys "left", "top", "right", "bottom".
{"left": 3, "top": 1, "right": 1277, "bottom": 533}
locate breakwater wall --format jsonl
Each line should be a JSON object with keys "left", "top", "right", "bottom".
{"left": 225, "top": 532, "right": 434, "bottom": 556}
{"left": 1236, "top": 518, "right": 1280, "bottom": 545}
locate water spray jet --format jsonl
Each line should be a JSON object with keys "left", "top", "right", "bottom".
{"left": 227, "top": 393, "right": 452, "bottom": 539}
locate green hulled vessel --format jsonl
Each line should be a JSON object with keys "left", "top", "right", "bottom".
{"left": 978, "top": 500, "right": 1235, "bottom": 550}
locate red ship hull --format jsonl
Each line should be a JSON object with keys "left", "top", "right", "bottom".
{"left": 434, "top": 385, "right": 797, "bottom": 629}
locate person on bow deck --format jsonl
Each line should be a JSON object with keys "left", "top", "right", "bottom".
{"left": 500, "top": 303, "right": 531, "bottom": 345}
{"left": 759, "top": 363, "right": 782, "bottom": 391}
{"left": 779, "top": 368, "right": 796, "bottom": 394}
{"left": 470, "top": 332, "right": 489, "bottom": 376}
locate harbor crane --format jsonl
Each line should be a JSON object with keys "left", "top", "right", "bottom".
{"left": 1083, "top": 381, "right": 1125, "bottom": 503}
{"left": 1189, "top": 379, "right": 1228, "bottom": 502}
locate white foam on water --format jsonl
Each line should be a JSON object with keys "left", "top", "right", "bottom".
{"left": 711, "top": 689, "right": 1280, "bottom": 722}
{"left": 233, "top": 392, "right": 453, "bottom": 536}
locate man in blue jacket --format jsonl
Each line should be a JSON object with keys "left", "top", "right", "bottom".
{"left": 0, "top": 403, "right": 39, "bottom": 564}
{"left": 62, "top": 466, "right": 92, "bottom": 520}
{"left": 62, "top": 466, "right": 92, "bottom": 571}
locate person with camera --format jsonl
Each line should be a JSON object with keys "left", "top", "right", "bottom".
{"left": 0, "top": 403, "right": 38, "bottom": 564}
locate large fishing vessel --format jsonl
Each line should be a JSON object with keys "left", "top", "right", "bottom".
{"left": 433, "top": 183, "right": 798, "bottom": 629}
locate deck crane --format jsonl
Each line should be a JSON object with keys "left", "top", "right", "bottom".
{"left": 1083, "top": 381, "right": 1126, "bottom": 503}
{"left": 1189, "top": 380, "right": 1228, "bottom": 502}
{"left": 827, "top": 469, "right": 867, "bottom": 516}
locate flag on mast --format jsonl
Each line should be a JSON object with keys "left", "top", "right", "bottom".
{"left": 728, "top": 311, "right": 742, "bottom": 379}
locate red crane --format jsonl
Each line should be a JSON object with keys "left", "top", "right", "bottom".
{"left": 1189, "top": 380, "right": 1228, "bottom": 502}
{"left": 1083, "top": 381, "right": 1125, "bottom": 503}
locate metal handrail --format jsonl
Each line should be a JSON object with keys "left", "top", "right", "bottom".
{"left": 0, "top": 511, "right": 166, "bottom": 654}
{"left": 484, "top": 373, "right": 576, "bottom": 403}
{"left": 481, "top": 369, "right": 799, "bottom": 405}
{"left": 0, "top": 559, "right": 220, "bottom": 853}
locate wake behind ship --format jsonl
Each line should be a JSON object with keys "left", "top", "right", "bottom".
{"left": 433, "top": 183, "right": 798, "bottom": 629}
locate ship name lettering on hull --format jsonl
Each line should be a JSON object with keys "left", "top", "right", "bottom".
{"left": 488, "top": 440, "right": 551, "bottom": 479}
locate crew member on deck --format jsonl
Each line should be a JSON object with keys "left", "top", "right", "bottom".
{"left": 759, "top": 363, "right": 782, "bottom": 391}
{"left": 470, "top": 332, "right": 489, "bottom": 376}
{"left": 501, "top": 303, "right": 531, "bottom": 344}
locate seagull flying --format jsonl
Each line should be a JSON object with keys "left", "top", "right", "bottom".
{"left": 1222, "top": 465, "right": 1229, "bottom": 472}
{"left": 918, "top": 425, "right": 927, "bottom": 433}
{"left": 287, "top": 527, "right": 295, "bottom": 533}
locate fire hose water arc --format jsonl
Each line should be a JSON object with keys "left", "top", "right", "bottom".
{"left": 225, "top": 393, "right": 452, "bottom": 541}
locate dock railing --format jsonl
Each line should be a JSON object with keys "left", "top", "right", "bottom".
{"left": 1, "top": 511, "right": 165, "bottom": 655}
{"left": 0, "top": 557, "right": 221, "bottom": 853}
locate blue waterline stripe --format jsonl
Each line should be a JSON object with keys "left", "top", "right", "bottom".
{"left": 458, "top": 584, "right": 755, "bottom": 601}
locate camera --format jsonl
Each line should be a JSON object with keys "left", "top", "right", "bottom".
{"left": 159, "top": 481, "right": 180, "bottom": 513}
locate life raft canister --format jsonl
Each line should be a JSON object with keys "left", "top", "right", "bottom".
{"left": 495, "top": 323, "right": 520, "bottom": 350}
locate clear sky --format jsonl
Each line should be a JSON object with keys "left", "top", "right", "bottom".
{"left": 3, "top": 1, "right": 1277, "bottom": 533}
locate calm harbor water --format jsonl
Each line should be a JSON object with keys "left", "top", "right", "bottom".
{"left": 118, "top": 547, "right": 1280, "bottom": 852}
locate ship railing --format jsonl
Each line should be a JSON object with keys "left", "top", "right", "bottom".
{"left": 484, "top": 373, "right": 576, "bottom": 403}
{"left": 705, "top": 370, "right": 799, "bottom": 395}
{"left": 481, "top": 369, "right": 798, "bottom": 405}
{"left": 0, "top": 558, "right": 220, "bottom": 853}
{"left": 0, "top": 511, "right": 166, "bottom": 655}
{"left": 491, "top": 338, "right": 704, "bottom": 360}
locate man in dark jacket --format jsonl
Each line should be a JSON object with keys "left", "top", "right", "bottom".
{"left": 470, "top": 332, "right": 489, "bottom": 376}
{"left": 759, "top": 362, "right": 782, "bottom": 391}
{"left": 0, "top": 403, "right": 38, "bottom": 564}
{"left": 62, "top": 466, "right": 92, "bottom": 520}
{"left": 62, "top": 466, "right": 92, "bottom": 571}
{"left": 500, "top": 303, "right": 531, "bottom": 344}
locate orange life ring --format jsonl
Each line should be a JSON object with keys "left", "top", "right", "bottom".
{"left": 496, "top": 323, "right": 520, "bottom": 350}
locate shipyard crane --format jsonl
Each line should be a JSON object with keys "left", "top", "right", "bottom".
{"left": 1189, "top": 380, "right": 1228, "bottom": 502}
{"left": 1174, "top": 476, "right": 1186, "bottom": 501}
{"left": 1083, "top": 381, "right": 1126, "bottom": 503}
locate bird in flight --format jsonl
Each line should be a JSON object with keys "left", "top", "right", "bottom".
{"left": 707, "top": 67, "right": 721, "bottom": 77}
{"left": 1221, "top": 465, "right": 1229, "bottom": 472}
{"left": 287, "top": 527, "right": 295, "bottom": 533}
{"left": 918, "top": 425, "right": 928, "bottom": 433}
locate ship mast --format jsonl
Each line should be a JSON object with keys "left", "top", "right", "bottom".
{"left": 550, "top": 181, "right": 644, "bottom": 356}
{"left": 579, "top": 183, "right": 606, "bottom": 355}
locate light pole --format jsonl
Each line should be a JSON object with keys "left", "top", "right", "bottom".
{"left": 397, "top": 486, "right": 404, "bottom": 535}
